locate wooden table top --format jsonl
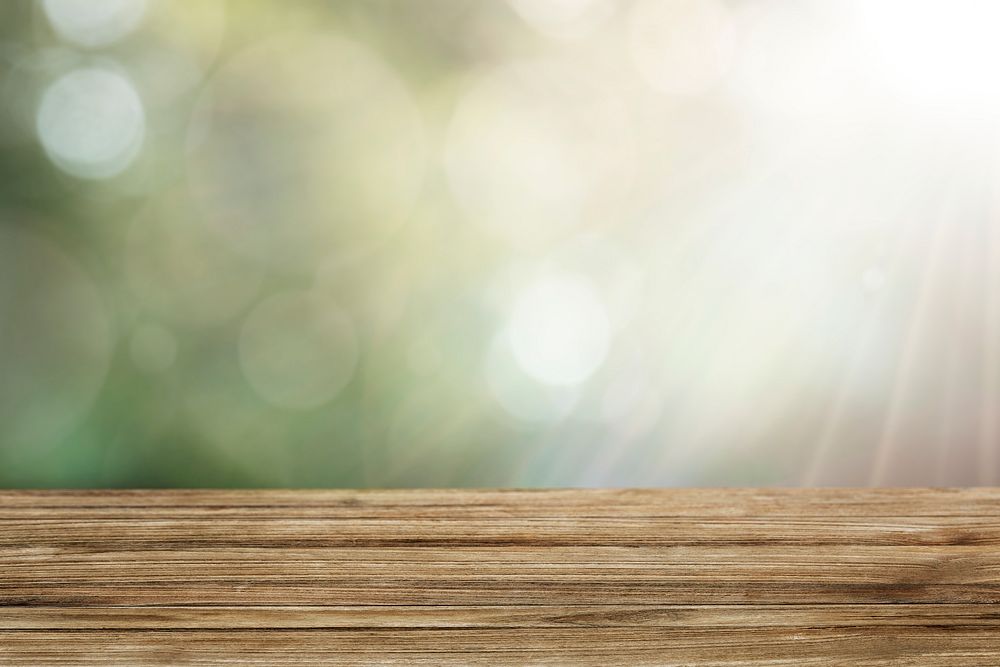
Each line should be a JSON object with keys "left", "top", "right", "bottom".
{"left": 3, "top": 488, "right": 1000, "bottom": 665}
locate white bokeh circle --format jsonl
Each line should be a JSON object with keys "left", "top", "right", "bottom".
{"left": 507, "top": 273, "right": 611, "bottom": 386}
{"left": 42, "top": 0, "right": 147, "bottom": 47}
{"left": 36, "top": 67, "right": 145, "bottom": 179}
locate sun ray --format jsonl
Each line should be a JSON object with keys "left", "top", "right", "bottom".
{"left": 978, "top": 154, "right": 1000, "bottom": 485}
{"left": 869, "top": 157, "right": 974, "bottom": 485}
{"left": 934, "top": 176, "right": 985, "bottom": 484}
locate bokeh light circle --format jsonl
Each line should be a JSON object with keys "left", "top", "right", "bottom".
{"left": 628, "top": 0, "right": 734, "bottom": 96}
{"left": 507, "top": 273, "right": 611, "bottom": 386}
{"left": 0, "top": 224, "right": 112, "bottom": 450}
{"left": 508, "top": 0, "right": 615, "bottom": 40}
{"left": 125, "top": 192, "right": 264, "bottom": 328}
{"left": 133, "top": 1, "right": 227, "bottom": 107}
{"left": 188, "top": 33, "right": 426, "bottom": 272}
{"left": 42, "top": 0, "right": 147, "bottom": 48}
{"left": 36, "top": 67, "right": 145, "bottom": 179}
{"left": 546, "top": 234, "right": 644, "bottom": 332}
{"left": 129, "top": 322, "right": 178, "bottom": 374}
{"left": 238, "top": 291, "right": 359, "bottom": 410}
{"left": 485, "top": 333, "right": 579, "bottom": 423}
{"left": 446, "top": 61, "right": 634, "bottom": 248}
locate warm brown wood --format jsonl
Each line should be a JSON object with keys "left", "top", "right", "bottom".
{"left": 2, "top": 489, "right": 1000, "bottom": 665}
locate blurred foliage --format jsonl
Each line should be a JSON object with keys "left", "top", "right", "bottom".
{"left": 3, "top": 0, "right": 998, "bottom": 487}
{"left": 0, "top": 0, "right": 525, "bottom": 487}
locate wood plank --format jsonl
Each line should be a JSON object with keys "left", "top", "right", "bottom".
{"left": 3, "top": 489, "right": 1000, "bottom": 665}
{"left": 4, "top": 516, "right": 1000, "bottom": 548}
{"left": 4, "top": 604, "right": 1000, "bottom": 629}
{"left": 3, "top": 488, "right": 1000, "bottom": 516}
{"left": 3, "top": 546, "right": 1000, "bottom": 605}
{"left": 2, "top": 628, "right": 1000, "bottom": 666}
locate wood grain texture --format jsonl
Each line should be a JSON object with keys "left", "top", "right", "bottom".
{"left": 2, "top": 489, "right": 1000, "bottom": 665}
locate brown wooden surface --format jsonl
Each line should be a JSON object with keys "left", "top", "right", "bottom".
{"left": 2, "top": 489, "right": 1000, "bottom": 665}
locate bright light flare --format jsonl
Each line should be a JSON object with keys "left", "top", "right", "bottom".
{"left": 852, "top": 0, "right": 1000, "bottom": 110}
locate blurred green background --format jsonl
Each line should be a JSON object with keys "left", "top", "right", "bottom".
{"left": 2, "top": 0, "right": 999, "bottom": 487}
